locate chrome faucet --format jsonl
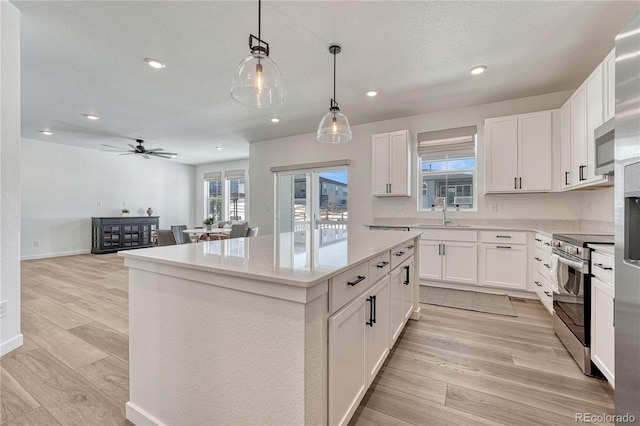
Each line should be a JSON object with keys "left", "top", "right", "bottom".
{"left": 442, "top": 203, "right": 451, "bottom": 226}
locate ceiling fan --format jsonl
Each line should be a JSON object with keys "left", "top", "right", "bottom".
{"left": 101, "top": 139, "right": 177, "bottom": 160}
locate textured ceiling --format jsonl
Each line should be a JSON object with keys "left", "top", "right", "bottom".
{"left": 14, "top": 1, "right": 640, "bottom": 165}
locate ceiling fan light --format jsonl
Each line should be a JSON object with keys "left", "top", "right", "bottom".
{"left": 231, "top": 52, "right": 286, "bottom": 108}
{"left": 84, "top": 114, "right": 100, "bottom": 120}
{"left": 470, "top": 65, "right": 487, "bottom": 75}
{"left": 316, "top": 111, "right": 352, "bottom": 144}
{"left": 145, "top": 58, "right": 166, "bottom": 69}
{"left": 39, "top": 130, "right": 53, "bottom": 135}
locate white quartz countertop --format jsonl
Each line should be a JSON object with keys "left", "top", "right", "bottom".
{"left": 119, "top": 229, "right": 422, "bottom": 287}
{"left": 366, "top": 223, "right": 567, "bottom": 238}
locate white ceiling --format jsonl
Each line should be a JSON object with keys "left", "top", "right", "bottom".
{"left": 14, "top": 1, "right": 639, "bottom": 165}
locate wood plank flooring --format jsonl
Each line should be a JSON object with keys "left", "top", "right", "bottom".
{"left": 2, "top": 254, "right": 614, "bottom": 425}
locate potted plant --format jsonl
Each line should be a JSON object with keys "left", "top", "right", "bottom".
{"left": 203, "top": 216, "right": 215, "bottom": 231}
{"left": 121, "top": 208, "right": 130, "bottom": 217}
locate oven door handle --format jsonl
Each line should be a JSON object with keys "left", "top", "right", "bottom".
{"left": 557, "top": 255, "right": 585, "bottom": 270}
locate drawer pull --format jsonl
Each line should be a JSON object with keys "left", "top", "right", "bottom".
{"left": 544, "top": 242, "right": 551, "bottom": 246}
{"left": 376, "top": 261, "right": 390, "bottom": 269}
{"left": 594, "top": 263, "right": 613, "bottom": 271}
{"left": 544, "top": 291, "right": 553, "bottom": 297}
{"left": 496, "top": 235, "right": 511, "bottom": 239}
{"left": 535, "top": 238, "right": 542, "bottom": 242}
{"left": 496, "top": 246, "right": 512, "bottom": 249}
{"left": 394, "top": 251, "right": 405, "bottom": 257}
{"left": 544, "top": 263, "right": 551, "bottom": 269}
{"left": 534, "top": 257, "right": 542, "bottom": 261}
{"left": 535, "top": 281, "right": 542, "bottom": 287}
{"left": 405, "top": 244, "right": 415, "bottom": 250}
{"left": 347, "top": 275, "right": 366, "bottom": 286}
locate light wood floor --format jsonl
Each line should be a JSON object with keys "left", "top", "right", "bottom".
{"left": 2, "top": 254, "right": 614, "bottom": 425}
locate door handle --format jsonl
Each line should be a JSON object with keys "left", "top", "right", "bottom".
{"left": 514, "top": 177, "right": 517, "bottom": 190}
{"left": 366, "top": 295, "right": 375, "bottom": 327}
{"left": 565, "top": 171, "right": 570, "bottom": 186}
{"left": 442, "top": 243, "right": 445, "bottom": 256}
{"left": 438, "top": 243, "right": 442, "bottom": 256}
{"left": 403, "top": 265, "right": 410, "bottom": 285}
{"left": 519, "top": 177, "right": 522, "bottom": 189}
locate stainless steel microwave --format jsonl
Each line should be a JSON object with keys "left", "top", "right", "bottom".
{"left": 595, "top": 118, "right": 615, "bottom": 175}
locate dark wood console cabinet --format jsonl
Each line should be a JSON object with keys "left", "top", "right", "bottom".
{"left": 91, "top": 216, "right": 159, "bottom": 254}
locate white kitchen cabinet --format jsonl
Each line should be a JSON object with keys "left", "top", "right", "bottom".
{"left": 591, "top": 248, "right": 615, "bottom": 388}
{"left": 604, "top": 48, "right": 615, "bottom": 122}
{"left": 365, "top": 277, "right": 390, "bottom": 385}
{"left": 419, "top": 238, "right": 477, "bottom": 284}
{"left": 560, "top": 99, "right": 573, "bottom": 189}
{"left": 532, "top": 233, "right": 554, "bottom": 313}
{"left": 484, "top": 111, "right": 552, "bottom": 193}
{"left": 585, "top": 64, "right": 604, "bottom": 183}
{"left": 478, "top": 231, "right": 528, "bottom": 290}
{"left": 372, "top": 130, "right": 411, "bottom": 196}
{"left": 571, "top": 84, "right": 588, "bottom": 186}
{"left": 390, "top": 257, "right": 414, "bottom": 345}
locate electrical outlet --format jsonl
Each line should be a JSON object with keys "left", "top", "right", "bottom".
{"left": 0, "top": 300, "right": 7, "bottom": 318}
{"left": 122, "top": 201, "right": 127, "bottom": 207}
{"left": 490, "top": 203, "right": 498, "bottom": 213}
{"left": 397, "top": 204, "right": 404, "bottom": 211}
{"left": 97, "top": 200, "right": 103, "bottom": 207}
{"left": 33, "top": 240, "right": 40, "bottom": 247}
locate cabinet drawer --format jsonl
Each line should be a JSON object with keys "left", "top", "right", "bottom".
{"left": 592, "top": 251, "right": 614, "bottom": 284}
{"left": 534, "top": 271, "right": 554, "bottom": 313}
{"left": 534, "top": 247, "right": 551, "bottom": 277}
{"left": 330, "top": 262, "right": 370, "bottom": 313}
{"left": 390, "top": 241, "right": 415, "bottom": 270}
{"left": 420, "top": 229, "right": 477, "bottom": 242}
{"left": 534, "top": 234, "right": 553, "bottom": 254}
{"left": 368, "top": 252, "right": 391, "bottom": 285}
{"left": 480, "top": 231, "right": 527, "bottom": 245}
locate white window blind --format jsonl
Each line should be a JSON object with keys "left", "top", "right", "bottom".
{"left": 204, "top": 171, "right": 222, "bottom": 181}
{"left": 417, "top": 125, "right": 477, "bottom": 157}
{"left": 225, "top": 169, "right": 245, "bottom": 179}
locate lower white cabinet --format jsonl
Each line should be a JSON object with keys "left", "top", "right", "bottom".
{"left": 328, "top": 271, "right": 397, "bottom": 426}
{"left": 419, "top": 240, "right": 477, "bottom": 284}
{"left": 590, "top": 248, "right": 615, "bottom": 388}
{"left": 478, "top": 231, "right": 528, "bottom": 290}
{"left": 390, "top": 257, "right": 414, "bottom": 344}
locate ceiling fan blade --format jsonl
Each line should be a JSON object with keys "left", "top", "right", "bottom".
{"left": 151, "top": 152, "right": 177, "bottom": 158}
{"left": 101, "top": 144, "right": 128, "bottom": 150}
{"left": 100, "top": 149, "right": 129, "bottom": 152}
{"left": 128, "top": 144, "right": 137, "bottom": 150}
{"left": 145, "top": 148, "right": 164, "bottom": 152}
{"left": 119, "top": 152, "right": 136, "bottom": 156}
{"left": 143, "top": 154, "right": 151, "bottom": 159}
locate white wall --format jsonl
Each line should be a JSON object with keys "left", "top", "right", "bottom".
{"left": 1, "top": 1, "right": 23, "bottom": 356}
{"left": 582, "top": 186, "right": 615, "bottom": 222}
{"left": 194, "top": 159, "right": 250, "bottom": 225}
{"left": 21, "top": 138, "right": 195, "bottom": 259}
{"left": 249, "top": 90, "right": 600, "bottom": 235}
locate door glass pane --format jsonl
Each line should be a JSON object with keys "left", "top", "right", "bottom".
{"left": 277, "top": 172, "right": 311, "bottom": 269}
{"left": 317, "top": 170, "right": 348, "bottom": 243}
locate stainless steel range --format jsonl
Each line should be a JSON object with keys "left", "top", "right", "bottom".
{"left": 551, "top": 233, "right": 614, "bottom": 376}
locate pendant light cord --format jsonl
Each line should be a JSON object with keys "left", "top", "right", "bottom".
{"left": 333, "top": 50, "right": 336, "bottom": 104}
{"left": 258, "top": 0, "right": 261, "bottom": 42}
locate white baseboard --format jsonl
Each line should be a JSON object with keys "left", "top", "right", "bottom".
{"left": 410, "top": 305, "right": 422, "bottom": 320}
{"left": 1, "top": 334, "right": 23, "bottom": 357}
{"left": 21, "top": 249, "right": 91, "bottom": 261}
{"left": 126, "top": 402, "right": 165, "bottom": 426}
{"left": 419, "top": 280, "right": 537, "bottom": 300}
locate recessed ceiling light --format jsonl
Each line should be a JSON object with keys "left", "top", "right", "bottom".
{"left": 145, "top": 58, "right": 166, "bottom": 69}
{"left": 216, "top": 145, "right": 224, "bottom": 150}
{"left": 39, "top": 130, "right": 54, "bottom": 135}
{"left": 84, "top": 114, "right": 100, "bottom": 120}
{"left": 366, "top": 90, "right": 378, "bottom": 97}
{"left": 270, "top": 118, "right": 280, "bottom": 123}
{"left": 470, "top": 65, "right": 487, "bottom": 75}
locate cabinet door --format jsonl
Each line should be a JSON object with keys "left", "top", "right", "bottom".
{"left": 372, "top": 133, "right": 390, "bottom": 195}
{"left": 604, "top": 49, "right": 615, "bottom": 122}
{"left": 365, "top": 278, "right": 390, "bottom": 385}
{"left": 518, "top": 111, "right": 552, "bottom": 191}
{"left": 591, "top": 277, "right": 615, "bottom": 386}
{"left": 388, "top": 131, "right": 410, "bottom": 196}
{"left": 585, "top": 64, "right": 604, "bottom": 183}
{"left": 485, "top": 116, "right": 519, "bottom": 192}
{"left": 401, "top": 258, "right": 414, "bottom": 322}
{"left": 419, "top": 240, "right": 442, "bottom": 281}
{"left": 328, "top": 297, "right": 366, "bottom": 426}
{"left": 571, "top": 84, "right": 587, "bottom": 186}
{"left": 560, "top": 99, "right": 573, "bottom": 189}
{"left": 442, "top": 242, "right": 477, "bottom": 284}
{"left": 478, "top": 244, "right": 527, "bottom": 290}
{"left": 389, "top": 266, "right": 404, "bottom": 345}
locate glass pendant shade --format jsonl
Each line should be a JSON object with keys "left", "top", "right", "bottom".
{"left": 316, "top": 110, "right": 352, "bottom": 143}
{"left": 231, "top": 51, "right": 286, "bottom": 108}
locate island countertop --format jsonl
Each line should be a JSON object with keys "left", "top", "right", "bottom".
{"left": 119, "top": 229, "right": 422, "bottom": 287}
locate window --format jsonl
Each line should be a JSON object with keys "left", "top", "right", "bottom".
{"left": 205, "top": 172, "right": 223, "bottom": 221}
{"left": 204, "top": 169, "right": 247, "bottom": 222}
{"left": 226, "top": 177, "right": 246, "bottom": 221}
{"left": 417, "top": 126, "right": 477, "bottom": 211}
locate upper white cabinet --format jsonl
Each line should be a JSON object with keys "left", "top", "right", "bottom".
{"left": 560, "top": 99, "right": 573, "bottom": 189}
{"left": 485, "top": 111, "right": 552, "bottom": 193}
{"left": 604, "top": 49, "right": 615, "bottom": 122}
{"left": 372, "top": 130, "right": 411, "bottom": 196}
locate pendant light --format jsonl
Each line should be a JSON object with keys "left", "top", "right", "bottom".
{"left": 317, "top": 44, "right": 352, "bottom": 143}
{"left": 231, "top": 0, "right": 286, "bottom": 108}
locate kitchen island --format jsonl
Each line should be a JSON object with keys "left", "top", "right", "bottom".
{"left": 119, "top": 229, "right": 421, "bottom": 426}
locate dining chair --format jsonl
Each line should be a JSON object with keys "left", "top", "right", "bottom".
{"left": 156, "top": 229, "right": 177, "bottom": 246}
{"left": 171, "top": 225, "right": 190, "bottom": 244}
{"left": 247, "top": 227, "right": 259, "bottom": 237}
{"left": 229, "top": 223, "right": 247, "bottom": 239}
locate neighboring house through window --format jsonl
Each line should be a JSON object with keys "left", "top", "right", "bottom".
{"left": 204, "top": 169, "right": 247, "bottom": 221}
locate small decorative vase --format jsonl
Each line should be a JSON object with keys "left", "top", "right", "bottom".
{"left": 146, "top": 207, "right": 153, "bottom": 216}
{"left": 206, "top": 224, "right": 212, "bottom": 231}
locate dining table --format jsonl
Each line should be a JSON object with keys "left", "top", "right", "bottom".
{"left": 183, "top": 228, "right": 231, "bottom": 242}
